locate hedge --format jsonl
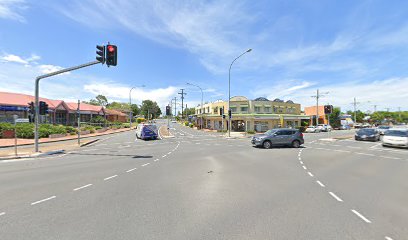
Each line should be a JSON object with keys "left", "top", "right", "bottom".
{"left": 0, "top": 122, "right": 13, "bottom": 138}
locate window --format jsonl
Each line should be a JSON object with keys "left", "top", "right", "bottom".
{"left": 273, "top": 106, "right": 278, "bottom": 113}
{"left": 255, "top": 106, "right": 261, "bottom": 113}
{"left": 264, "top": 107, "right": 271, "bottom": 113}
{"left": 240, "top": 107, "right": 248, "bottom": 112}
{"left": 214, "top": 107, "right": 218, "bottom": 114}
{"left": 230, "top": 107, "right": 237, "bottom": 112}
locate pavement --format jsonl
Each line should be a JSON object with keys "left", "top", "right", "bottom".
{"left": 0, "top": 120, "right": 406, "bottom": 239}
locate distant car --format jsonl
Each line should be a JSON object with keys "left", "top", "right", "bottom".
{"left": 251, "top": 128, "right": 304, "bottom": 148}
{"left": 355, "top": 128, "right": 380, "bottom": 141}
{"left": 136, "top": 124, "right": 158, "bottom": 140}
{"left": 382, "top": 129, "right": 408, "bottom": 148}
{"left": 171, "top": 120, "right": 177, "bottom": 123}
{"left": 354, "top": 123, "right": 363, "bottom": 128}
{"left": 305, "top": 126, "right": 321, "bottom": 133}
{"left": 377, "top": 125, "right": 391, "bottom": 135}
{"left": 340, "top": 125, "right": 351, "bottom": 130}
{"left": 317, "top": 124, "right": 332, "bottom": 132}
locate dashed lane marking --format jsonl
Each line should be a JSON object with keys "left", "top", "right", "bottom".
{"left": 168, "top": 152, "right": 172, "bottom": 154}
{"left": 302, "top": 166, "right": 307, "bottom": 170}
{"left": 0, "top": 212, "right": 5, "bottom": 216}
{"left": 31, "top": 196, "right": 56, "bottom": 205}
{"left": 385, "top": 236, "right": 394, "bottom": 240}
{"left": 104, "top": 175, "right": 118, "bottom": 181}
{"left": 300, "top": 161, "right": 303, "bottom": 164}
{"left": 380, "top": 156, "right": 401, "bottom": 160}
{"left": 351, "top": 209, "right": 371, "bottom": 223}
{"left": 329, "top": 192, "right": 343, "bottom": 202}
{"left": 334, "top": 149, "right": 351, "bottom": 153}
{"left": 347, "top": 146, "right": 362, "bottom": 149}
{"left": 162, "top": 155, "right": 167, "bottom": 158}
{"left": 73, "top": 184, "right": 92, "bottom": 191}
{"left": 355, "top": 152, "right": 375, "bottom": 156}
{"left": 307, "top": 172, "right": 314, "bottom": 177}
{"left": 126, "top": 168, "right": 137, "bottom": 173}
{"left": 154, "top": 159, "right": 159, "bottom": 162}
{"left": 316, "top": 180, "right": 325, "bottom": 187}
{"left": 141, "top": 163, "right": 150, "bottom": 167}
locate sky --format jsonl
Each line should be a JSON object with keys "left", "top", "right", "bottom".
{"left": 1, "top": 0, "right": 408, "bottom": 113}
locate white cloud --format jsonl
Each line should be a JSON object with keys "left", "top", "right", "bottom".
{"left": 0, "top": 0, "right": 28, "bottom": 22}
{"left": 38, "top": 64, "right": 67, "bottom": 74}
{"left": 1, "top": 54, "right": 28, "bottom": 64}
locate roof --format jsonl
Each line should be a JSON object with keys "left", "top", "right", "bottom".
{"left": 65, "top": 102, "right": 103, "bottom": 112}
{"left": 105, "top": 108, "right": 127, "bottom": 116}
{"left": 230, "top": 96, "right": 249, "bottom": 101}
{"left": 0, "top": 91, "right": 60, "bottom": 108}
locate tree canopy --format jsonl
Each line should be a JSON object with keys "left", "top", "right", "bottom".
{"left": 140, "top": 100, "right": 162, "bottom": 119}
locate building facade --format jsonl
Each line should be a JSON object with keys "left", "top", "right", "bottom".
{"left": 304, "top": 106, "right": 328, "bottom": 125}
{"left": 194, "top": 96, "right": 309, "bottom": 132}
{"left": 0, "top": 91, "right": 127, "bottom": 124}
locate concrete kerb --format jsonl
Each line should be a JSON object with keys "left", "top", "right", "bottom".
{"left": 0, "top": 149, "right": 65, "bottom": 161}
{"left": 159, "top": 125, "right": 174, "bottom": 139}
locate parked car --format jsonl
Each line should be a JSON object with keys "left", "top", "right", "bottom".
{"left": 355, "top": 128, "right": 380, "bottom": 141}
{"left": 340, "top": 125, "right": 351, "bottom": 130}
{"left": 317, "top": 124, "right": 332, "bottom": 132}
{"left": 171, "top": 120, "right": 177, "bottom": 123}
{"left": 382, "top": 128, "right": 408, "bottom": 148}
{"left": 377, "top": 125, "right": 391, "bottom": 135}
{"left": 136, "top": 124, "right": 158, "bottom": 140}
{"left": 305, "top": 126, "right": 321, "bottom": 133}
{"left": 251, "top": 128, "right": 304, "bottom": 149}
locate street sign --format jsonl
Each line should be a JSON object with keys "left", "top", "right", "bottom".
{"left": 15, "top": 118, "right": 29, "bottom": 123}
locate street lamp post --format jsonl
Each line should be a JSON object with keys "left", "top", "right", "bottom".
{"left": 129, "top": 85, "right": 145, "bottom": 128}
{"left": 186, "top": 82, "right": 204, "bottom": 130}
{"left": 228, "top": 49, "right": 252, "bottom": 137}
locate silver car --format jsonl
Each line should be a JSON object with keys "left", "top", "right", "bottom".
{"left": 251, "top": 128, "right": 305, "bottom": 149}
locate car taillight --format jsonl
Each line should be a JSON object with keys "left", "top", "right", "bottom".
{"left": 300, "top": 133, "right": 304, "bottom": 138}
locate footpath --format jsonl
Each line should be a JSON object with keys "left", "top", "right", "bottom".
{"left": 0, "top": 128, "right": 132, "bottom": 160}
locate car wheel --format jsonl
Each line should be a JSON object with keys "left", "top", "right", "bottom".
{"left": 292, "top": 140, "right": 300, "bottom": 148}
{"left": 263, "top": 140, "right": 272, "bottom": 149}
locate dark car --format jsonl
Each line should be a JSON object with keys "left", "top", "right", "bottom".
{"left": 251, "top": 128, "right": 304, "bottom": 149}
{"left": 355, "top": 128, "right": 380, "bottom": 141}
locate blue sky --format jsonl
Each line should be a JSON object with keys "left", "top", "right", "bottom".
{"left": 1, "top": 0, "right": 408, "bottom": 112}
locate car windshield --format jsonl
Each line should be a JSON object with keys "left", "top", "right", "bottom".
{"left": 265, "top": 129, "right": 278, "bottom": 135}
{"left": 358, "top": 129, "right": 376, "bottom": 134}
{"left": 378, "top": 126, "right": 390, "bottom": 129}
{"left": 385, "top": 130, "right": 408, "bottom": 137}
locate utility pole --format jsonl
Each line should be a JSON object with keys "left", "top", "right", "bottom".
{"left": 398, "top": 107, "right": 401, "bottom": 120}
{"left": 311, "top": 89, "right": 328, "bottom": 126}
{"left": 173, "top": 97, "right": 177, "bottom": 118}
{"left": 77, "top": 100, "right": 81, "bottom": 146}
{"left": 351, "top": 97, "right": 361, "bottom": 124}
{"left": 372, "top": 105, "right": 377, "bottom": 113}
{"left": 178, "top": 89, "right": 186, "bottom": 119}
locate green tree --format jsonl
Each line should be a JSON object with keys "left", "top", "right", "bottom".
{"left": 346, "top": 110, "right": 365, "bottom": 123}
{"left": 140, "top": 100, "right": 162, "bottom": 119}
{"left": 328, "top": 107, "right": 341, "bottom": 128}
{"left": 87, "top": 95, "right": 108, "bottom": 106}
{"left": 183, "top": 107, "right": 196, "bottom": 116}
{"left": 130, "top": 104, "right": 140, "bottom": 116}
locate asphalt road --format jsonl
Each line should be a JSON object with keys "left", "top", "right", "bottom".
{"left": 0, "top": 121, "right": 407, "bottom": 239}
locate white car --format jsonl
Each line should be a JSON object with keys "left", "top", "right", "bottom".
{"left": 317, "top": 124, "right": 332, "bottom": 132}
{"left": 305, "top": 126, "right": 321, "bottom": 133}
{"left": 382, "top": 128, "right": 408, "bottom": 148}
{"left": 377, "top": 125, "right": 391, "bottom": 135}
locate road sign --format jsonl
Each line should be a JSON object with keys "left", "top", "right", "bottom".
{"left": 15, "top": 118, "right": 29, "bottom": 123}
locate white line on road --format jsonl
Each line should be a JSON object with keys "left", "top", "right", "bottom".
{"left": 31, "top": 196, "right": 56, "bottom": 205}
{"left": 141, "top": 163, "right": 150, "bottom": 167}
{"left": 300, "top": 161, "right": 303, "bottom": 164}
{"left": 355, "top": 152, "right": 375, "bottom": 156}
{"left": 168, "top": 152, "right": 172, "bottom": 154}
{"left": 73, "top": 184, "right": 92, "bottom": 191}
{"left": 316, "top": 180, "right": 325, "bottom": 187}
{"left": 385, "top": 236, "right": 394, "bottom": 240}
{"left": 154, "top": 159, "right": 159, "bottom": 162}
{"left": 334, "top": 149, "right": 351, "bottom": 153}
{"left": 351, "top": 209, "right": 371, "bottom": 223}
{"left": 162, "top": 155, "right": 167, "bottom": 158}
{"left": 380, "top": 156, "right": 401, "bottom": 160}
{"left": 104, "top": 175, "right": 118, "bottom": 181}
{"left": 0, "top": 212, "right": 5, "bottom": 216}
{"left": 329, "top": 192, "right": 343, "bottom": 202}
{"left": 302, "top": 166, "right": 307, "bottom": 170}
{"left": 126, "top": 168, "right": 137, "bottom": 173}
{"left": 307, "top": 172, "right": 314, "bottom": 177}
{"left": 315, "top": 147, "right": 327, "bottom": 150}
{"left": 347, "top": 146, "right": 362, "bottom": 149}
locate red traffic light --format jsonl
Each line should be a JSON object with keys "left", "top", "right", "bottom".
{"left": 107, "top": 45, "right": 115, "bottom": 52}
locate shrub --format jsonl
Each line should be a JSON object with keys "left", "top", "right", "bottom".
{"left": 15, "top": 123, "right": 34, "bottom": 138}
{"left": 65, "top": 126, "right": 77, "bottom": 133}
{"left": 95, "top": 126, "right": 103, "bottom": 130}
{"left": 90, "top": 115, "right": 108, "bottom": 124}
{"left": 184, "top": 121, "right": 189, "bottom": 126}
{"left": 246, "top": 130, "right": 255, "bottom": 134}
{"left": 0, "top": 122, "right": 13, "bottom": 138}
{"left": 136, "top": 118, "right": 145, "bottom": 124}
{"left": 122, "top": 123, "right": 130, "bottom": 128}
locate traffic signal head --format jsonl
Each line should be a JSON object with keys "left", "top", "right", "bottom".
{"left": 28, "top": 102, "right": 35, "bottom": 114}
{"left": 219, "top": 107, "right": 224, "bottom": 116}
{"left": 324, "top": 105, "right": 333, "bottom": 114}
{"left": 166, "top": 106, "right": 171, "bottom": 116}
{"left": 96, "top": 45, "right": 105, "bottom": 64}
{"left": 106, "top": 44, "right": 117, "bottom": 66}
{"left": 228, "top": 109, "right": 232, "bottom": 119}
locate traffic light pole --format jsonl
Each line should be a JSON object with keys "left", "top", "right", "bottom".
{"left": 34, "top": 60, "right": 101, "bottom": 152}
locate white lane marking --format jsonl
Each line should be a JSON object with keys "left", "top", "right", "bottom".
{"left": 196, "top": 143, "right": 201, "bottom": 145}
{"left": 332, "top": 144, "right": 341, "bottom": 147}
{"left": 385, "top": 236, "right": 394, "bottom": 240}
{"left": 351, "top": 209, "right": 371, "bottom": 223}
{"left": 300, "top": 161, "right": 304, "bottom": 164}
{"left": 307, "top": 172, "right": 314, "bottom": 177}
{"left": 329, "top": 192, "right": 343, "bottom": 202}
{"left": 168, "top": 152, "right": 172, "bottom": 154}
{"left": 334, "top": 149, "right": 351, "bottom": 153}
{"left": 0, "top": 212, "right": 5, "bottom": 216}
{"left": 31, "top": 196, "right": 56, "bottom": 205}
{"left": 355, "top": 152, "right": 375, "bottom": 156}
{"left": 126, "top": 168, "right": 137, "bottom": 173}
{"left": 302, "top": 166, "right": 307, "bottom": 170}
{"left": 347, "top": 146, "right": 362, "bottom": 149}
{"left": 315, "top": 147, "right": 327, "bottom": 150}
{"left": 380, "top": 156, "right": 401, "bottom": 160}
{"left": 73, "top": 184, "right": 92, "bottom": 191}
{"left": 104, "top": 175, "right": 118, "bottom": 181}
{"left": 316, "top": 180, "right": 325, "bottom": 187}
{"left": 154, "top": 159, "right": 159, "bottom": 162}
{"left": 162, "top": 155, "right": 167, "bottom": 158}
{"left": 141, "top": 163, "right": 150, "bottom": 167}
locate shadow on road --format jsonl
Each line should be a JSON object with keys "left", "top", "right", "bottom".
{"left": 68, "top": 152, "right": 153, "bottom": 158}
